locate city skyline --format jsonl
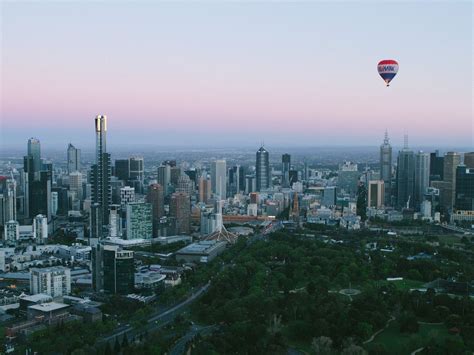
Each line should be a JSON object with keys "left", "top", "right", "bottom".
{"left": 1, "top": 2, "right": 472, "bottom": 148}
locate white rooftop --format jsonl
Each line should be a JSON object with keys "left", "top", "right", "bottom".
{"left": 29, "top": 302, "right": 69, "bottom": 312}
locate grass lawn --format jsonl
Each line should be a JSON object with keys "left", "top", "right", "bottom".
{"left": 365, "top": 321, "right": 459, "bottom": 354}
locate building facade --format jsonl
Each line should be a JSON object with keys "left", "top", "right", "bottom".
{"left": 30, "top": 267, "right": 71, "bottom": 298}
{"left": 256, "top": 147, "right": 270, "bottom": 191}
{"left": 126, "top": 202, "right": 153, "bottom": 239}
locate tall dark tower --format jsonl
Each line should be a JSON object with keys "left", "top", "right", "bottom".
{"left": 282, "top": 154, "right": 291, "bottom": 188}
{"left": 91, "top": 115, "right": 111, "bottom": 235}
{"left": 256, "top": 146, "right": 270, "bottom": 191}
{"left": 379, "top": 131, "right": 392, "bottom": 205}
{"left": 396, "top": 135, "right": 415, "bottom": 209}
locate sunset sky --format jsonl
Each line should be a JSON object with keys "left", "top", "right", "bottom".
{"left": 1, "top": 1, "right": 472, "bottom": 149}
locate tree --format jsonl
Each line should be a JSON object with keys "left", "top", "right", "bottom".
{"left": 122, "top": 335, "right": 129, "bottom": 349}
{"left": 114, "top": 337, "right": 121, "bottom": 354}
{"left": 341, "top": 344, "right": 368, "bottom": 355}
{"left": 399, "top": 312, "right": 419, "bottom": 333}
{"left": 104, "top": 342, "right": 113, "bottom": 355}
{"left": 311, "top": 336, "right": 333, "bottom": 355}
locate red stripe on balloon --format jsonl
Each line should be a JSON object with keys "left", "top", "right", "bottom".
{"left": 378, "top": 59, "right": 398, "bottom": 65}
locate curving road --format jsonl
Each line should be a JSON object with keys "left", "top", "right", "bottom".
{"left": 99, "top": 282, "right": 211, "bottom": 345}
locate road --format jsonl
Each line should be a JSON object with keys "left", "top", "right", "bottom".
{"left": 99, "top": 282, "right": 211, "bottom": 345}
{"left": 169, "top": 324, "right": 217, "bottom": 355}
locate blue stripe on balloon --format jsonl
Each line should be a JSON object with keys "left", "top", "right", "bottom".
{"left": 380, "top": 73, "right": 396, "bottom": 80}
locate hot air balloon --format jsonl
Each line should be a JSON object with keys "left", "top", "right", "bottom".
{"left": 377, "top": 59, "right": 398, "bottom": 87}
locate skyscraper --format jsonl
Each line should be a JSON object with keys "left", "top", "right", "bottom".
{"left": 443, "top": 152, "right": 461, "bottom": 210}
{"left": 29, "top": 171, "right": 52, "bottom": 220}
{"left": 414, "top": 151, "right": 430, "bottom": 210}
{"left": 109, "top": 204, "right": 122, "bottom": 238}
{"left": 455, "top": 166, "right": 474, "bottom": 211}
{"left": 27, "top": 138, "right": 42, "bottom": 173}
{"left": 92, "top": 244, "right": 134, "bottom": 294}
{"left": 464, "top": 152, "right": 474, "bottom": 169}
{"left": 129, "top": 156, "right": 144, "bottom": 193}
{"left": 115, "top": 159, "right": 130, "bottom": 181}
{"left": 91, "top": 115, "right": 111, "bottom": 230}
{"left": 211, "top": 160, "right": 227, "bottom": 199}
{"left": 67, "top": 143, "right": 81, "bottom": 173}
{"left": 120, "top": 186, "right": 135, "bottom": 208}
{"left": 396, "top": 138, "right": 415, "bottom": 209}
{"left": 430, "top": 150, "right": 444, "bottom": 182}
{"left": 176, "top": 174, "right": 194, "bottom": 196}
{"left": 256, "top": 146, "right": 270, "bottom": 191}
{"left": 282, "top": 154, "right": 291, "bottom": 188}
{"left": 199, "top": 176, "right": 212, "bottom": 204}
{"left": 1, "top": 179, "right": 17, "bottom": 223}
{"left": 147, "top": 183, "right": 164, "bottom": 236}
{"left": 24, "top": 138, "right": 51, "bottom": 220}
{"left": 126, "top": 202, "right": 153, "bottom": 240}
{"left": 379, "top": 131, "right": 392, "bottom": 204}
{"left": 69, "top": 171, "right": 83, "bottom": 201}
{"left": 33, "top": 214, "right": 48, "bottom": 242}
{"left": 367, "top": 180, "right": 385, "bottom": 208}
{"left": 228, "top": 166, "right": 244, "bottom": 195}
{"left": 157, "top": 165, "right": 171, "bottom": 195}
{"left": 170, "top": 192, "right": 191, "bottom": 234}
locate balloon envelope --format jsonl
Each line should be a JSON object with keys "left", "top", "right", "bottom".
{"left": 378, "top": 59, "right": 398, "bottom": 86}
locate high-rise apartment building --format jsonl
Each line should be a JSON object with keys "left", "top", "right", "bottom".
{"left": 120, "top": 186, "right": 135, "bottom": 208}
{"left": 30, "top": 267, "right": 71, "bottom": 298}
{"left": 4, "top": 220, "right": 19, "bottom": 242}
{"left": 109, "top": 204, "right": 122, "bottom": 238}
{"left": 256, "top": 146, "right": 270, "bottom": 191}
{"left": 33, "top": 214, "right": 48, "bottom": 242}
{"left": 126, "top": 202, "right": 153, "bottom": 240}
{"left": 129, "top": 156, "right": 144, "bottom": 192}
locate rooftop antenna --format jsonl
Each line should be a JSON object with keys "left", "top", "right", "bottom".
{"left": 404, "top": 134, "right": 409, "bottom": 150}
{"left": 384, "top": 129, "right": 389, "bottom": 144}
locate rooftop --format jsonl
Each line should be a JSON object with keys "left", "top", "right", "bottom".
{"left": 20, "top": 294, "right": 52, "bottom": 303}
{"left": 29, "top": 302, "right": 69, "bottom": 312}
{"left": 176, "top": 240, "right": 227, "bottom": 255}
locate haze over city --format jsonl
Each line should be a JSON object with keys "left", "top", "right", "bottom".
{"left": 1, "top": 1, "right": 472, "bottom": 149}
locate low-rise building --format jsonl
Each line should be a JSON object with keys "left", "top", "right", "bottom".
{"left": 175, "top": 240, "right": 227, "bottom": 263}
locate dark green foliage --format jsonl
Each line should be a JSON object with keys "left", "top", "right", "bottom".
{"left": 399, "top": 312, "right": 419, "bottom": 333}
